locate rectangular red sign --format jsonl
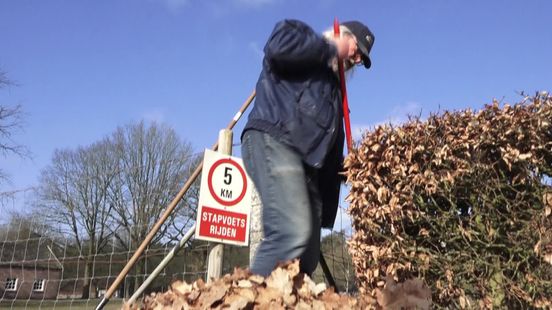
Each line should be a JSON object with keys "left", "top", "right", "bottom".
{"left": 198, "top": 206, "right": 248, "bottom": 242}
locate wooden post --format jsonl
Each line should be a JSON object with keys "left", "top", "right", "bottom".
{"left": 206, "top": 129, "right": 232, "bottom": 283}
{"left": 249, "top": 188, "right": 262, "bottom": 267}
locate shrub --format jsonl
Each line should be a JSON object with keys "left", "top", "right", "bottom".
{"left": 345, "top": 93, "right": 552, "bottom": 308}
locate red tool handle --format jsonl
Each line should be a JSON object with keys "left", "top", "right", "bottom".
{"left": 334, "top": 17, "right": 353, "bottom": 152}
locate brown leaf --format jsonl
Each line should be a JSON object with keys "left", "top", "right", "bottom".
{"left": 534, "top": 240, "right": 542, "bottom": 255}
{"left": 266, "top": 266, "right": 293, "bottom": 295}
{"left": 377, "top": 186, "right": 389, "bottom": 203}
{"left": 295, "top": 300, "right": 313, "bottom": 310}
{"left": 376, "top": 277, "right": 431, "bottom": 310}
{"left": 294, "top": 273, "right": 316, "bottom": 299}
{"left": 312, "top": 299, "right": 326, "bottom": 309}
{"left": 193, "top": 278, "right": 205, "bottom": 290}
{"left": 171, "top": 280, "right": 192, "bottom": 297}
{"left": 257, "top": 300, "right": 286, "bottom": 310}
{"left": 544, "top": 253, "right": 552, "bottom": 265}
{"left": 171, "top": 298, "right": 186, "bottom": 310}
{"left": 230, "top": 267, "right": 251, "bottom": 282}
{"left": 319, "top": 288, "right": 340, "bottom": 305}
{"left": 248, "top": 274, "right": 265, "bottom": 285}
{"left": 518, "top": 153, "right": 532, "bottom": 160}
{"left": 282, "top": 259, "right": 301, "bottom": 278}
{"left": 237, "top": 279, "right": 252, "bottom": 288}
{"left": 237, "top": 287, "right": 256, "bottom": 301}
{"left": 224, "top": 294, "right": 250, "bottom": 310}
{"left": 196, "top": 280, "right": 227, "bottom": 308}
{"left": 544, "top": 192, "right": 552, "bottom": 209}
{"left": 313, "top": 282, "right": 327, "bottom": 296}
{"left": 256, "top": 287, "right": 282, "bottom": 305}
{"left": 266, "top": 265, "right": 296, "bottom": 306}
{"left": 187, "top": 290, "right": 201, "bottom": 304}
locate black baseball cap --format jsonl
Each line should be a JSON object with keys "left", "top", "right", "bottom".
{"left": 341, "top": 21, "right": 375, "bottom": 69}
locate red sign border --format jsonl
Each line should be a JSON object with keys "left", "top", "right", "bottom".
{"left": 207, "top": 158, "right": 248, "bottom": 206}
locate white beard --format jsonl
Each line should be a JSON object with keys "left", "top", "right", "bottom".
{"left": 330, "top": 57, "right": 354, "bottom": 75}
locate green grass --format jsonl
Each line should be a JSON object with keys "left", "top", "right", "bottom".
{"left": 0, "top": 299, "right": 125, "bottom": 310}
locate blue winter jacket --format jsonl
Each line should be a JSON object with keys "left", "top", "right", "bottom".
{"left": 242, "top": 19, "right": 344, "bottom": 228}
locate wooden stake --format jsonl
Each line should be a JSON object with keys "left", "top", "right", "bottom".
{"left": 206, "top": 129, "right": 232, "bottom": 282}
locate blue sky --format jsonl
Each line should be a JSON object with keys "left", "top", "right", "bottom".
{"left": 1, "top": 0, "right": 551, "bottom": 219}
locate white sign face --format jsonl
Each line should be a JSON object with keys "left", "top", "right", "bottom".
{"left": 195, "top": 149, "right": 252, "bottom": 246}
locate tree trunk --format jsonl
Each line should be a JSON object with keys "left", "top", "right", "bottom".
{"left": 82, "top": 258, "right": 91, "bottom": 299}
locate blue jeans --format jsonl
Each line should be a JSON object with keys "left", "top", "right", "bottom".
{"left": 241, "top": 130, "right": 321, "bottom": 276}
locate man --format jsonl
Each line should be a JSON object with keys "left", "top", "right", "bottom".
{"left": 241, "top": 19, "right": 374, "bottom": 276}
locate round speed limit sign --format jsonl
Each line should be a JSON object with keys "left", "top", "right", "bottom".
{"left": 207, "top": 158, "right": 248, "bottom": 207}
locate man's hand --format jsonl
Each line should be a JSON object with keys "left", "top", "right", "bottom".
{"left": 333, "top": 35, "right": 355, "bottom": 60}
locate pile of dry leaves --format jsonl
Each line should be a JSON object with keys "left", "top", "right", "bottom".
{"left": 127, "top": 260, "right": 431, "bottom": 309}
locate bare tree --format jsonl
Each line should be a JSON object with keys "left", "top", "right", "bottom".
{"left": 35, "top": 121, "right": 199, "bottom": 297}
{"left": 0, "top": 71, "right": 29, "bottom": 184}
{"left": 36, "top": 139, "right": 117, "bottom": 298}
{"left": 108, "top": 121, "right": 198, "bottom": 294}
